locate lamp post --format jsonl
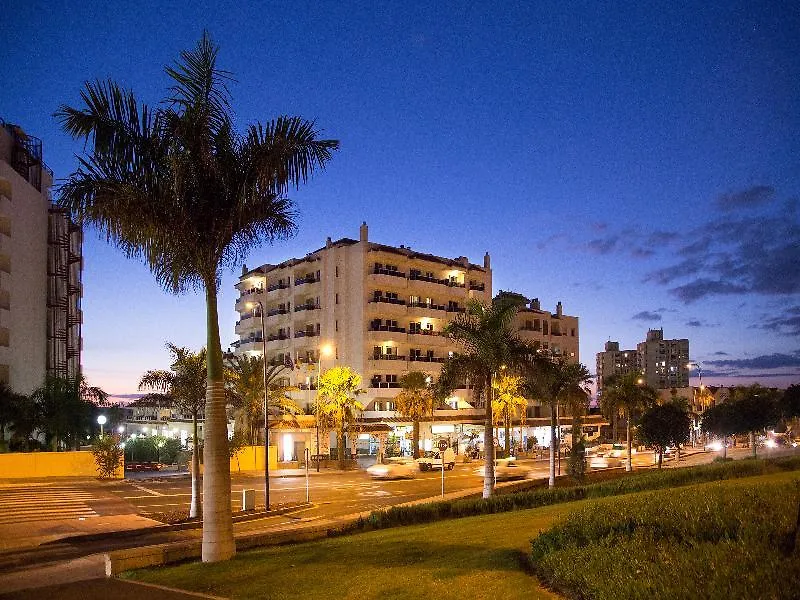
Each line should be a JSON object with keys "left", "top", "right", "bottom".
{"left": 246, "top": 291, "right": 270, "bottom": 511}
{"left": 97, "top": 415, "right": 107, "bottom": 437}
{"left": 687, "top": 361, "right": 704, "bottom": 446}
{"left": 316, "top": 344, "right": 333, "bottom": 472}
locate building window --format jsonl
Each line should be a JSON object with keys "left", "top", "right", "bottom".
{"left": 335, "top": 320, "right": 338, "bottom": 332}
{"left": 335, "top": 266, "right": 339, "bottom": 277}
{"left": 543, "top": 321, "right": 549, "bottom": 335}
{"left": 335, "top": 293, "right": 339, "bottom": 304}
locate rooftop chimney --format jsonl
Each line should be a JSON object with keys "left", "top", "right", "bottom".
{"left": 484, "top": 252, "right": 491, "bottom": 270}
{"left": 326, "top": 236, "right": 332, "bottom": 248}
{"left": 556, "top": 301, "right": 563, "bottom": 317}
{"left": 531, "top": 297, "right": 540, "bottom": 310}
{"left": 359, "top": 221, "right": 368, "bottom": 242}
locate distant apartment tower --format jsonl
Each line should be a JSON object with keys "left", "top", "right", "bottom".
{"left": 595, "top": 341, "right": 638, "bottom": 394}
{"left": 0, "top": 121, "right": 82, "bottom": 393}
{"left": 596, "top": 329, "right": 689, "bottom": 395}
{"left": 234, "top": 222, "right": 492, "bottom": 408}
{"left": 637, "top": 328, "right": 689, "bottom": 389}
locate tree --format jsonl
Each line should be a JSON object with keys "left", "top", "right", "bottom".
{"left": 0, "top": 384, "right": 28, "bottom": 452}
{"left": 600, "top": 372, "right": 656, "bottom": 472}
{"left": 91, "top": 434, "right": 124, "bottom": 478}
{"left": 563, "top": 385, "right": 590, "bottom": 483}
{"left": 638, "top": 402, "right": 691, "bottom": 468}
{"left": 526, "top": 353, "right": 592, "bottom": 488}
{"left": 316, "top": 366, "right": 365, "bottom": 468}
{"left": 32, "top": 375, "right": 108, "bottom": 451}
{"left": 139, "top": 343, "right": 206, "bottom": 518}
{"left": 57, "top": 33, "right": 338, "bottom": 562}
{"left": 728, "top": 384, "right": 780, "bottom": 458}
{"left": 226, "top": 356, "right": 300, "bottom": 445}
{"left": 438, "top": 295, "right": 530, "bottom": 498}
{"left": 394, "top": 371, "right": 436, "bottom": 459}
{"left": 780, "top": 384, "right": 800, "bottom": 438}
{"left": 701, "top": 401, "right": 738, "bottom": 459}
{"left": 491, "top": 374, "right": 527, "bottom": 456}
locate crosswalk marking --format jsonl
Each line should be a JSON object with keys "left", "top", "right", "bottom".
{"left": 0, "top": 486, "right": 98, "bottom": 524}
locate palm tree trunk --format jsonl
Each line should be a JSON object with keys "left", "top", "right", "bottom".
{"left": 626, "top": 410, "right": 632, "bottom": 472}
{"left": 548, "top": 403, "right": 556, "bottom": 489}
{"left": 483, "top": 383, "right": 495, "bottom": 499}
{"left": 201, "top": 281, "right": 235, "bottom": 563}
{"left": 413, "top": 420, "right": 420, "bottom": 459}
{"left": 722, "top": 436, "right": 728, "bottom": 459}
{"left": 504, "top": 413, "right": 510, "bottom": 456}
{"left": 190, "top": 413, "right": 201, "bottom": 519}
{"left": 750, "top": 431, "right": 756, "bottom": 458}
{"left": 337, "top": 427, "right": 345, "bottom": 469}
{"left": 658, "top": 447, "right": 663, "bottom": 469}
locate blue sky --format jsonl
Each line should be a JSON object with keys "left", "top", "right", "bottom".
{"left": 2, "top": 1, "right": 798, "bottom": 395}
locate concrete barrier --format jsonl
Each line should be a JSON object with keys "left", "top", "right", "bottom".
{"left": 0, "top": 450, "right": 123, "bottom": 479}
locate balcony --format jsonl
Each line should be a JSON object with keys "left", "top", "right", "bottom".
{"left": 370, "top": 296, "right": 406, "bottom": 305}
{"left": 373, "top": 267, "right": 407, "bottom": 278}
{"left": 294, "top": 275, "right": 320, "bottom": 286}
{"left": 408, "top": 301, "right": 446, "bottom": 313}
{"left": 409, "top": 329, "right": 439, "bottom": 337}
{"left": 267, "top": 333, "right": 290, "bottom": 342}
{"left": 409, "top": 273, "right": 448, "bottom": 286}
{"left": 373, "top": 354, "right": 406, "bottom": 361}
{"left": 409, "top": 355, "right": 445, "bottom": 363}
{"left": 294, "top": 304, "right": 321, "bottom": 312}
{"left": 446, "top": 306, "right": 466, "bottom": 313}
{"left": 295, "top": 330, "right": 320, "bottom": 339}
{"left": 369, "top": 325, "right": 406, "bottom": 333}
{"left": 267, "top": 308, "right": 289, "bottom": 317}
{"left": 469, "top": 281, "right": 486, "bottom": 291}
{"left": 371, "top": 381, "right": 400, "bottom": 389}
{"left": 267, "top": 282, "right": 289, "bottom": 292}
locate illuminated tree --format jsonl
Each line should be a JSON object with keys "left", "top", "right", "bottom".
{"left": 316, "top": 366, "right": 365, "bottom": 468}
{"left": 394, "top": 371, "right": 436, "bottom": 459}
{"left": 491, "top": 373, "right": 527, "bottom": 456}
{"left": 600, "top": 372, "right": 656, "bottom": 472}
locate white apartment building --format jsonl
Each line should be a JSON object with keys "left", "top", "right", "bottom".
{"left": 596, "top": 329, "right": 689, "bottom": 396}
{"left": 234, "top": 223, "right": 584, "bottom": 459}
{"left": 0, "top": 121, "right": 82, "bottom": 394}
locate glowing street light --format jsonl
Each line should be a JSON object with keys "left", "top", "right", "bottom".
{"left": 97, "top": 415, "right": 107, "bottom": 437}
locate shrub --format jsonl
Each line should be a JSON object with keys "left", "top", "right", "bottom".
{"left": 530, "top": 479, "right": 800, "bottom": 599}
{"left": 91, "top": 435, "right": 124, "bottom": 478}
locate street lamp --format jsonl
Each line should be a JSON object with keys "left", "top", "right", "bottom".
{"left": 316, "top": 343, "right": 333, "bottom": 472}
{"left": 246, "top": 293, "right": 270, "bottom": 511}
{"left": 97, "top": 415, "right": 107, "bottom": 437}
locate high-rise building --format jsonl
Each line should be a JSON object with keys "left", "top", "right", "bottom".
{"left": 596, "top": 329, "right": 689, "bottom": 396}
{"left": 0, "top": 120, "right": 82, "bottom": 393}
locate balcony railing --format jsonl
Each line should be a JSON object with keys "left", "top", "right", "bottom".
{"left": 238, "top": 287, "right": 263, "bottom": 298}
{"left": 371, "top": 381, "right": 400, "bottom": 388}
{"left": 409, "top": 356, "right": 445, "bottom": 363}
{"left": 409, "top": 301, "right": 445, "bottom": 311}
{"left": 294, "top": 304, "right": 321, "bottom": 312}
{"left": 373, "top": 354, "right": 406, "bottom": 361}
{"left": 267, "top": 334, "right": 289, "bottom": 342}
{"left": 370, "top": 297, "right": 406, "bottom": 305}
{"left": 446, "top": 306, "right": 466, "bottom": 313}
{"left": 519, "top": 325, "right": 541, "bottom": 332}
{"left": 267, "top": 308, "right": 289, "bottom": 317}
{"left": 373, "top": 267, "right": 407, "bottom": 278}
{"left": 295, "top": 330, "right": 320, "bottom": 338}
{"left": 294, "top": 275, "right": 320, "bottom": 286}
{"left": 241, "top": 336, "right": 264, "bottom": 344}
{"left": 469, "top": 282, "right": 485, "bottom": 291}
{"left": 409, "top": 273, "right": 449, "bottom": 286}
{"left": 267, "top": 282, "right": 289, "bottom": 292}
{"left": 409, "top": 329, "right": 439, "bottom": 336}
{"left": 369, "top": 325, "right": 406, "bottom": 333}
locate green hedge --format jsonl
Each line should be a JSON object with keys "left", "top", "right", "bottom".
{"left": 339, "top": 456, "right": 800, "bottom": 534}
{"left": 530, "top": 478, "right": 800, "bottom": 599}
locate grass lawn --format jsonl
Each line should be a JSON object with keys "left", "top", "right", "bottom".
{"left": 128, "top": 470, "right": 800, "bottom": 600}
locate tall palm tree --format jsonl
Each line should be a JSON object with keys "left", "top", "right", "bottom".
{"left": 601, "top": 372, "right": 657, "bottom": 472}
{"left": 226, "top": 355, "right": 301, "bottom": 444}
{"left": 438, "top": 295, "right": 529, "bottom": 499}
{"left": 56, "top": 33, "right": 338, "bottom": 562}
{"left": 139, "top": 343, "right": 206, "bottom": 518}
{"left": 316, "top": 366, "right": 366, "bottom": 468}
{"left": 525, "top": 353, "right": 592, "bottom": 488}
{"left": 491, "top": 373, "right": 527, "bottom": 456}
{"left": 0, "top": 384, "right": 26, "bottom": 451}
{"left": 394, "top": 371, "right": 436, "bottom": 459}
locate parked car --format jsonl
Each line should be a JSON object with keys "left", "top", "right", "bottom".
{"left": 417, "top": 448, "right": 456, "bottom": 471}
{"left": 475, "top": 458, "right": 526, "bottom": 481}
{"left": 366, "top": 457, "right": 417, "bottom": 479}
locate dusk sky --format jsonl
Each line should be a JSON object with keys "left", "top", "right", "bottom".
{"left": 2, "top": 1, "right": 798, "bottom": 397}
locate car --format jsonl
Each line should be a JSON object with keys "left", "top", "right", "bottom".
{"left": 475, "top": 458, "right": 526, "bottom": 481}
{"left": 589, "top": 444, "right": 633, "bottom": 469}
{"left": 416, "top": 448, "right": 456, "bottom": 471}
{"left": 704, "top": 439, "right": 730, "bottom": 452}
{"left": 366, "top": 457, "right": 417, "bottom": 479}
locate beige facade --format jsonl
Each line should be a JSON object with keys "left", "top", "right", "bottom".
{"left": 513, "top": 296, "right": 579, "bottom": 362}
{"left": 596, "top": 329, "right": 690, "bottom": 396}
{"left": 234, "top": 222, "right": 492, "bottom": 410}
{"left": 0, "top": 121, "right": 82, "bottom": 394}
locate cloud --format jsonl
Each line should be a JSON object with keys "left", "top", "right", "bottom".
{"left": 586, "top": 235, "right": 619, "bottom": 255}
{"left": 715, "top": 185, "right": 775, "bottom": 211}
{"left": 670, "top": 279, "right": 748, "bottom": 303}
{"left": 632, "top": 310, "right": 662, "bottom": 322}
{"left": 686, "top": 320, "right": 704, "bottom": 327}
{"left": 706, "top": 350, "right": 800, "bottom": 370}
{"left": 754, "top": 306, "right": 800, "bottom": 336}
{"left": 711, "top": 351, "right": 730, "bottom": 356}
